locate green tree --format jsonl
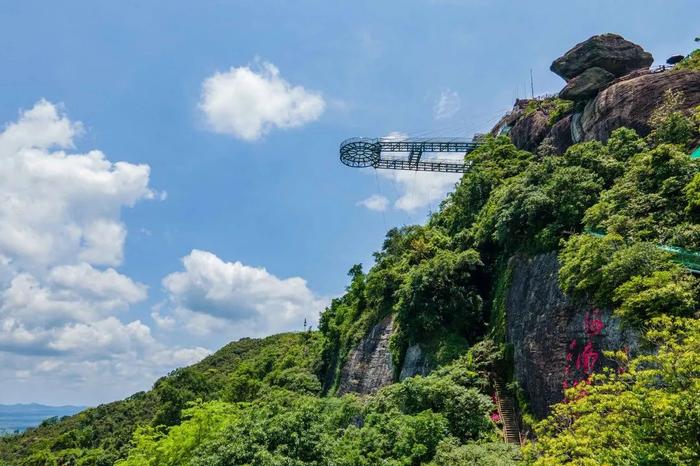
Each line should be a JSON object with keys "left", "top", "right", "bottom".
{"left": 393, "top": 249, "right": 483, "bottom": 354}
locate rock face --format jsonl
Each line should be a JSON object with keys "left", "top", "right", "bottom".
{"left": 551, "top": 33, "right": 653, "bottom": 81}
{"left": 548, "top": 114, "right": 573, "bottom": 154}
{"left": 337, "top": 315, "right": 395, "bottom": 395}
{"left": 581, "top": 69, "right": 700, "bottom": 142}
{"left": 559, "top": 67, "right": 615, "bottom": 101}
{"left": 399, "top": 344, "right": 432, "bottom": 380}
{"left": 505, "top": 252, "right": 640, "bottom": 418}
{"left": 509, "top": 108, "right": 551, "bottom": 152}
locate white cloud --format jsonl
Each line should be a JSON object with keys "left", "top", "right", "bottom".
{"left": 357, "top": 194, "right": 389, "bottom": 212}
{"left": 48, "top": 263, "right": 148, "bottom": 305}
{"left": 150, "top": 346, "right": 212, "bottom": 367}
{"left": 0, "top": 344, "right": 211, "bottom": 406}
{"left": 151, "top": 308, "right": 176, "bottom": 330}
{"left": 160, "top": 250, "right": 326, "bottom": 339}
{"left": 199, "top": 61, "right": 325, "bottom": 141}
{"left": 48, "top": 317, "right": 153, "bottom": 355}
{"left": 2, "top": 266, "right": 146, "bottom": 328}
{"left": 0, "top": 101, "right": 205, "bottom": 405}
{"left": 433, "top": 89, "right": 461, "bottom": 120}
{"left": 0, "top": 100, "right": 155, "bottom": 270}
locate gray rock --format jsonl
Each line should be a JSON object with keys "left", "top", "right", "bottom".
{"left": 337, "top": 315, "right": 395, "bottom": 395}
{"left": 548, "top": 114, "right": 573, "bottom": 155}
{"left": 505, "top": 252, "right": 640, "bottom": 418}
{"left": 509, "top": 107, "right": 551, "bottom": 152}
{"left": 399, "top": 344, "right": 432, "bottom": 380}
{"left": 581, "top": 69, "right": 700, "bottom": 142}
{"left": 551, "top": 33, "right": 653, "bottom": 81}
{"left": 559, "top": 67, "right": 615, "bottom": 101}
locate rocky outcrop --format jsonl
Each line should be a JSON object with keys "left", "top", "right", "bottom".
{"left": 495, "top": 59, "right": 700, "bottom": 152}
{"left": 337, "top": 315, "right": 395, "bottom": 395}
{"left": 509, "top": 108, "right": 551, "bottom": 152}
{"left": 399, "top": 344, "right": 432, "bottom": 380}
{"left": 505, "top": 252, "right": 640, "bottom": 418}
{"left": 581, "top": 69, "right": 700, "bottom": 142}
{"left": 559, "top": 67, "right": 615, "bottom": 101}
{"left": 551, "top": 33, "right": 653, "bottom": 81}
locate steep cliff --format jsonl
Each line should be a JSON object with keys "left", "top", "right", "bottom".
{"left": 333, "top": 33, "right": 697, "bottom": 410}
{"left": 504, "top": 252, "right": 640, "bottom": 418}
{"left": 336, "top": 316, "right": 433, "bottom": 395}
{"left": 337, "top": 315, "right": 395, "bottom": 394}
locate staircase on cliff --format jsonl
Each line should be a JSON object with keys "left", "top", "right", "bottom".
{"left": 493, "top": 376, "right": 522, "bottom": 445}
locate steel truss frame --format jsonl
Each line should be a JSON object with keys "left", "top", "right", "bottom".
{"left": 339, "top": 137, "right": 481, "bottom": 173}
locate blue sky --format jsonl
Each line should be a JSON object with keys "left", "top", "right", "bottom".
{"left": 0, "top": 0, "right": 697, "bottom": 405}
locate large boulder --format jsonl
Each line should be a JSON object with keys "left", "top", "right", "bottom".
{"left": 559, "top": 67, "right": 615, "bottom": 101}
{"left": 551, "top": 33, "right": 653, "bottom": 81}
{"left": 582, "top": 69, "right": 700, "bottom": 142}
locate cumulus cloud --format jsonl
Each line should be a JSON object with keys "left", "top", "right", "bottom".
{"left": 2, "top": 266, "right": 146, "bottom": 328}
{"left": 433, "top": 89, "right": 461, "bottom": 120}
{"left": 0, "top": 100, "right": 155, "bottom": 270}
{"left": 48, "top": 318, "right": 153, "bottom": 355}
{"left": 0, "top": 267, "right": 158, "bottom": 359}
{"left": 0, "top": 101, "right": 205, "bottom": 404}
{"left": 200, "top": 61, "right": 325, "bottom": 141}
{"left": 160, "top": 250, "right": 326, "bottom": 339}
{"left": 357, "top": 194, "right": 389, "bottom": 212}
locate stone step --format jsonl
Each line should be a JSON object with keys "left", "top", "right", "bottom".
{"left": 493, "top": 375, "right": 522, "bottom": 445}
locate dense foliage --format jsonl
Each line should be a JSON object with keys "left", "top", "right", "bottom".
{"left": 116, "top": 355, "right": 503, "bottom": 466}
{"left": 2, "top": 89, "right": 699, "bottom": 465}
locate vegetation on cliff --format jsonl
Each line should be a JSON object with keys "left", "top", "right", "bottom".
{"left": 675, "top": 47, "right": 700, "bottom": 72}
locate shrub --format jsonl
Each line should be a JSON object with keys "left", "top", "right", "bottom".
{"left": 368, "top": 371, "right": 493, "bottom": 441}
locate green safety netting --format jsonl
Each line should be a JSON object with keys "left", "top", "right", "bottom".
{"left": 584, "top": 228, "right": 700, "bottom": 273}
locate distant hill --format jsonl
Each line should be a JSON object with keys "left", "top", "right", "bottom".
{"left": 0, "top": 404, "right": 85, "bottom": 435}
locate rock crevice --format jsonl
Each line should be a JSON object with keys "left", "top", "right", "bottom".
{"left": 337, "top": 315, "right": 395, "bottom": 395}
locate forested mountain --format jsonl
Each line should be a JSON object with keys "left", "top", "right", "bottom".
{"left": 1, "top": 34, "right": 699, "bottom": 466}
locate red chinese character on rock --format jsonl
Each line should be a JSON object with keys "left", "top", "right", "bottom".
{"left": 583, "top": 310, "right": 604, "bottom": 337}
{"left": 575, "top": 341, "right": 599, "bottom": 374}
{"left": 563, "top": 310, "right": 608, "bottom": 393}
